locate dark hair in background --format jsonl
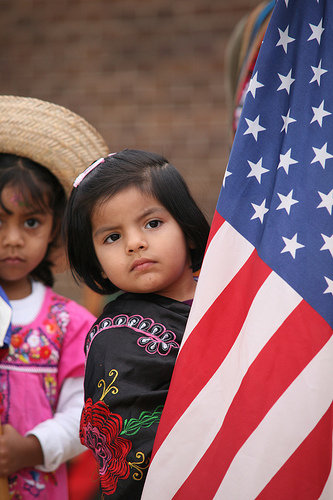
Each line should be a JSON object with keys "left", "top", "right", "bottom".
{"left": 0, "top": 153, "right": 67, "bottom": 287}
{"left": 64, "top": 149, "right": 210, "bottom": 295}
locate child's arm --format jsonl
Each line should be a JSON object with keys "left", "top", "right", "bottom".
{"left": 0, "top": 377, "right": 85, "bottom": 475}
{"left": 26, "top": 376, "right": 86, "bottom": 472}
{"left": 28, "top": 302, "right": 96, "bottom": 472}
{"left": 0, "top": 425, "right": 44, "bottom": 476}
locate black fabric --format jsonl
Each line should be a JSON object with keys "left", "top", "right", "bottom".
{"left": 80, "top": 292, "right": 190, "bottom": 498}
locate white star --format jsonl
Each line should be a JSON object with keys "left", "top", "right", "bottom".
{"left": 276, "top": 26, "right": 295, "bottom": 53}
{"left": 308, "top": 19, "right": 324, "bottom": 44}
{"left": 244, "top": 115, "right": 266, "bottom": 141}
{"left": 311, "top": 143, "right": 333, "bottom": 169}
{"left": 277, "top": 69, "right": 295, "bottom": 94}
{"left": 321, "top": 233, "right": 333, "bottom": 258}
{"left": 317, "top": 189, "right": 333, "bottom": 215}
{"left": 251, "top": 199, "right": 269, "bottom": 223}
{"left": 323, "top": 276, "right": 333, "bottom": 296}
{"left": 311, "top": 100, "right": 331, "bottom": 127}
{"left": 310, "top": 59, "right": 328, "bottom": 86}
{"left": 281, "top": 109, "right": 296, "bottom": 133}
{"left": 247, "top": 157, "right": 269, "bottom": 183}
{"left": 281, "top": 233, "right": 305, "bottom": 259}
{"left": 247, "top": 71, "right": 264, "bottom": 98}
{"left": 276, "top": 189, "right": 299, "bottom": 214}
{"left": 278, "top": 148, "right": 298, "bottom": 174}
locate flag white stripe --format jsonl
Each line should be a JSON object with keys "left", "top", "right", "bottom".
{"left": 181, "top": 221, "right": 254, "bottom": 347}
{"left": 214, "top": 336, "right": 333, "bottom": 499}
{"left": 142, "top": 271, "right": 302, "bottom": 500}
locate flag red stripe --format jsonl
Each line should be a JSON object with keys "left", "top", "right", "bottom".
{"left": 172, "top": 301, "right": 331, "bottom": 499}
{"left": 152, "top": 248, "right": 272, "bottom": 453}
{"left": 206, "top": 211, "right": 224, "bottom": 247}
{"left": 257, "top": 404, "right": 332, "bottom": 500}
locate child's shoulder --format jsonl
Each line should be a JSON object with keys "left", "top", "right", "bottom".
{"left": 46, "top": 287, "right": 96, "bottom": 324}
{"left": 101, "top": 291, "right": 191, "bottom": 320}
{"left": 84, "top": 292, "right": 191, "bottom": 357}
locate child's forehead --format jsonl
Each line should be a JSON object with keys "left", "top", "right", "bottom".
{"left": 98, "top": 185, "right": 161, "bottom": 210}
{"left": 92, "top": 186, "right": 168, "bottom": 224}
{"left": 0, "top": 183, "right": 48, "bottom": 213}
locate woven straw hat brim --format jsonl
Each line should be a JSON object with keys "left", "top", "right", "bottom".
{"left": 0, "top": 95, "right": 109, "bottom": 193}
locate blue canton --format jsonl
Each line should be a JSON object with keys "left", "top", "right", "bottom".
{"left": 219, "top": 0, "right": 333, "bottom": 328}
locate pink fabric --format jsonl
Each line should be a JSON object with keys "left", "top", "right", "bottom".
{"left": 0, "top": 287, "right": 95, "bottom": 500}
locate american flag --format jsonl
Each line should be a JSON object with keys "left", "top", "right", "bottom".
{"left": 142, "top": 0, "right": 333, "bottom": 498}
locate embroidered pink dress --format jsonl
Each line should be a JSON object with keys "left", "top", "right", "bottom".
{"left": 0, "top": 286, "right": 95, "bottom": 500}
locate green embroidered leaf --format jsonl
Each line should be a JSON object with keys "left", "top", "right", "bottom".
{"left": 121, "top": 405, "right": 163, "bottom": 436}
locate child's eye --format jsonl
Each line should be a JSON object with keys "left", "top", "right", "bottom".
{"left": 24, "top": 218, "right": 40, "bottom": 229}
{"left": 146, "top": 219, "right": 162, "bottom": 229}
{"left": 105, "top": 233, "right": 120, "bottom": 243}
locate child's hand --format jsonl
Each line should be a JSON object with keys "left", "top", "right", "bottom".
{"left": 0, "top": 424, "right": 44, "bottom": 476}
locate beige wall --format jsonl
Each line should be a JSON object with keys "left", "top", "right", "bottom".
{"left": 1, "top": 0, "right": 260, "bottom": 306}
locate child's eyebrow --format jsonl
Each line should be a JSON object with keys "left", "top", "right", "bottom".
{"left": 93, "top": 225, "right": 117, "bottom": 237}
{"left": 21, "top": 208, "right": 47, "bottom": 216}
{"left": 0, "top": 206, "right": 45, "bottom": 216}
{"left": 140, "top": 206, "right": 165, "bottom": 217}
{"left": 93, "top": 206, "right": 167, "bottom": 237}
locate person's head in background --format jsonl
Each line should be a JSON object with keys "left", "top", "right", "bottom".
{"left": 64, "top": 149, "right": 210, "bottom": 301}
{"left": 0, "top": 95, "right": 109, "bottom": 302}
{"left": 0, "top": 154, "right": 66, "bottom": 298}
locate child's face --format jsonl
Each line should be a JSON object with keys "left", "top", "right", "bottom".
{"left": 0, "top": 185, "right": 54, "bottom": 298}
{"left": 91, "top": 186, "right": 197, "bottom": 302}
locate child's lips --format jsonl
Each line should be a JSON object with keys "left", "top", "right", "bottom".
{"left": 131, "top": 258, "right": 155, "bottom": 272}
{"left": 2, "top": 256, "right": 24, "bottom": 264}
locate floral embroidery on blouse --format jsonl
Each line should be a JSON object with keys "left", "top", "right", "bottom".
{"left": 80, "top": 370, "right": 164, "bottom": 495}
{"left": 85, "top": 314, "right": 180, "bottom": 356}
{"left": 80, "top": 398, "right": 132, "bottom": 495}
{"left": 4, "top": 295, "right": 70, "bottom": 368}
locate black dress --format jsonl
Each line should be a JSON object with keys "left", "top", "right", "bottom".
{"left": 80, "top": 292, "right": 190, "bottom": 499}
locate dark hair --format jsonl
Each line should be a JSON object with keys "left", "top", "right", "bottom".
{"left": 64, "top": 149, "right": 210, "bottom": 294}
{"left": 0, "top": 153, "right": 67, "bottom": 286}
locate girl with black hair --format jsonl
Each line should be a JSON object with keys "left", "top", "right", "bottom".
{"left": 0, "top": 154, "right": 96, "bottom": 499}
{"left": 63, "top": 149, "right": 210, "bottom": 498}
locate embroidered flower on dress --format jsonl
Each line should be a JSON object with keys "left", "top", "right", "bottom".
{"left": 137, "top": 329, "right": 179, "bottom": 355}
{"left": 10, "top": 333, "right": 23, "bottom": 348}
{"left": 85, "top": 314, "right": 180, "bottom": 356}
{"left": 80, "top": 398, "right": 132, "bottom": 495}
{"left": 22, "top": 470, "right": 46, "bottom": 496}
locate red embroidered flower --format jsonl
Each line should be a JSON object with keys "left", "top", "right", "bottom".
{"left": 80, "top": 398, "right": 132, "bottom": 495}
{"left": 11, "top": 333, "right": 23, "bottom": 348}
{"left": 40, "top": 345, "right": 51, "bottom": 359}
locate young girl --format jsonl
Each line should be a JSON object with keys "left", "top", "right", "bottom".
{"left": 63, "top": 149, "right": 210, "bottom": 498}
{"left": 0, "top": 153, "right": 96, "bottom": 500}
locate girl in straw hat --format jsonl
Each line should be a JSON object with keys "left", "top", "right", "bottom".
{"left": 0, "top": 96, "right": 109, "bottom": 500}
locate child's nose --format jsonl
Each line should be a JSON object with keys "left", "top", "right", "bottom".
{"left": 3, "top": 225, "right": 24, "bottom": 246}
{"left": 126, "top": 232, "right": 147, "bottom": 254}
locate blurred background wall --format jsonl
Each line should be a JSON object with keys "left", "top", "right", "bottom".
{"left": 0, "top": 0, "right": 260, "bottom": 306}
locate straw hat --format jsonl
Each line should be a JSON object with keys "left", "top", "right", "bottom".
{"left": 0, "top": 95, "right": 109, "bottom": 193}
